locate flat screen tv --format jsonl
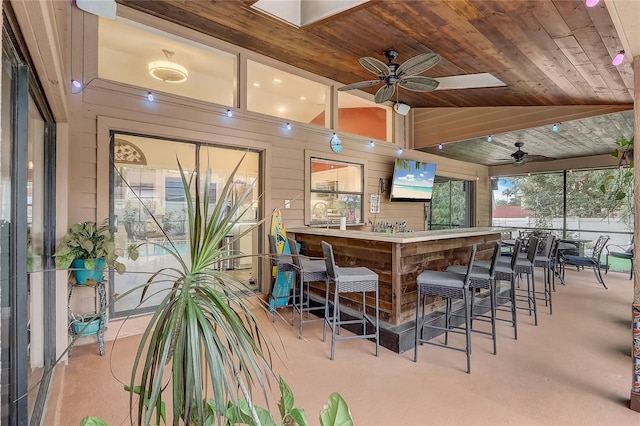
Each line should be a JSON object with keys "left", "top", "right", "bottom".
{"left": 389, "top": 159, "right": 437, "bottom": 202}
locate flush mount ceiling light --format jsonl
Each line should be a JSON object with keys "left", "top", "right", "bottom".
{"left": 148, "top": 49, "right": 188, "bottom": 83}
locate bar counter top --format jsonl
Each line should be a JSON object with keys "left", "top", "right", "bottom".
{"left": 288, "top": 226, "right": 507, "bottom": 244}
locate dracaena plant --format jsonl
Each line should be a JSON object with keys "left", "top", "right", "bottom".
{"left": 54, "top": 219, "right": 126, "bottom": 274}
{"left": 119, "top": 154, "right": 275, "bottom": 425}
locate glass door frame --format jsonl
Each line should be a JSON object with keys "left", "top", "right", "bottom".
{"left": 2, "top": 5, "right": 57, "bottom": 423}
{"left": 429, "top": 178, "right": 475, "bottom": 230}
{"left": 108, "top": 131, "right": 264, "bottom": 319}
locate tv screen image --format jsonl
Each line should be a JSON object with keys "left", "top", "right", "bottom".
{"left": 389, "top": 159, "right": 437, "bottom": 202}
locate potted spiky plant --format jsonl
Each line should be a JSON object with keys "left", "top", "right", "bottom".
{"left": 75, "top": 154, "right": 354, "bottom": 425}
{"left": 121, "top": 154, "right": 275, "bottom": 425}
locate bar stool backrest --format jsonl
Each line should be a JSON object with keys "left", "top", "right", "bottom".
{"left": 463, "top": 244, "right": 478, "bottom": 287}
{"left": 321, "top": 241, "right": 338, "bottom": 280}
{"left": 542, "top": 234, "right": 556, "bottom": 258}
{"left": 287, "top": 237, "right": 302, "bottom": 269}
{"left": 488, "top": 241, "right": 502, "bottom": 278}
{"left": 509, "top": 239, "right": 523, "bottom": 272}
{"left": 527, "top": 236, "right": 540, "bottom": 264}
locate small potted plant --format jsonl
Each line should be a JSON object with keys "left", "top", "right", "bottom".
{"left": 54, "top": 220, "right": 125, "bottom": 285}
{"left": 69, "top": 312, "right": 101, "bottom": 337}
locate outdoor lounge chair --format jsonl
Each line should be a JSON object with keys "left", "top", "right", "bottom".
{"left": 605, "top": 237, "right": 633, "bottom": 280}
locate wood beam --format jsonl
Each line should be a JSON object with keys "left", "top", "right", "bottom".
{"left": 413, "top": 105, "right": 633, "bottom": 149}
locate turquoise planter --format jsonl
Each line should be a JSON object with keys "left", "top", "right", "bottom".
{"left": 72, "top": 258, "right": 106, "bottom": 285}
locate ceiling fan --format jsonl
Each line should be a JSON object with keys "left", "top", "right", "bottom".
{"left": 510, "top": 141, "right": 528, "bottom": 165}
{"left": 337, "top": 50, "right": 441, "bottom": 104}
{"left": 503, "top": 141, "right": 554, "bottom": 166}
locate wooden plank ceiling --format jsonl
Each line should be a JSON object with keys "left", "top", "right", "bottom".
{"left": 117, "top": 0, "right": 634, "bottom": 166}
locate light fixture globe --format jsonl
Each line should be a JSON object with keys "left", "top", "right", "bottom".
{"left": 612, "top": 50, "right": 625, "bottom": 67}
{"left": 148, "top": 60, "right": 188, "bottom": 83}
{"left": 148, "top": 49, "right": 188, "bottom": 83}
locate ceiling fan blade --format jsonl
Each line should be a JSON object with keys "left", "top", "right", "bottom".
{"left": 527, "top": 154, "right": 556, "bottom": 162}
{"left": 374, "top": 84, "right": 395, "bottom": 103}
{"left": 337, "top": 80, "right": 381, "bottom": 91}
{"left": 396, "top": 53, "right": 441, "bottom": 77}
{"left": 358, "top": 57, "right": 390, "bottom": 77}
{"left": 398, "top": 76, "right": 440, "bottom": 92}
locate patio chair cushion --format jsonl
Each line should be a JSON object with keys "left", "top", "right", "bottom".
{"left": 299, "top": 258, "right": 326, "bottom": 273}
{"left": 608, "top": 250, "right": 633, "bottom": 260}
{"left": 563, "top": 255, "right": 598, "bottom": 266}
{"left": 416, "top": 270, "right": 466, "bottom": 288}
{"left": 334, "top": 266, "right": 377, "bottom": 282}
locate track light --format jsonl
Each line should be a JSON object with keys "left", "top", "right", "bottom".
{"left": 146, "top": 92, "right": 154, "bottom": 102}
{"left": 286, "top": 122, "right": 291, "bottom": 130}
{"left": 612, "top": 50, "right": 625, "bottom": 66}
{"left": 226, "top": 109, "right": 233, "bottom": 117}
{"left": 552, "top": 123, "right": 559, "bottom": 132}
{"left": 487, "top": 135, "right": 492, "bottom": 143}
{"left": 438, "top": 143, "right": 443, "bottom": 150}
{"left": 585, "top": 0, "right": 600, "bottom": 7}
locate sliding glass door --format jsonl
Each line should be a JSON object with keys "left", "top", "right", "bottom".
{"left": 430, "top": 178, "right": 473, "bottom": 230}
{"left": 1, "top": 13, "right": 56, "bottom": 423}
{"left": 110, "top": 134, "right": 262, "bottom": 318}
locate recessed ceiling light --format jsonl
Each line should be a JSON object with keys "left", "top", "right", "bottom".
{"left": 273, "top": 78, "right": 282, "bottom": 83}
{"left": 300, "top": 96, "right": 306, "bottom": 101}
{"left": 278, "top": 107, "right": 285, "bottom": 112}
{"left": 253, "top": 82, "right": 261, "bottom": 87}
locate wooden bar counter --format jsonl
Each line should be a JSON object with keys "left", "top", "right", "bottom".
{"left": 288, "top": 226, "right": 503, "bottom": 353}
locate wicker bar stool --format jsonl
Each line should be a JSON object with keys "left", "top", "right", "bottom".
{"left": 512, "top": 236, "right": 541, "bottom": 326}
{"left": 475, "top": 239, "right": 522, "bottom": 340}
{"left": 446, "top": 241, "right": 501, "bottom": 355}
{"left": 414, "top": 244, "right": 477, "bottom": 373}
{"left": 288, "top": 238, "right": 328, "bottom": 339}
{"left": 533, "top": 234, "right": 556, "bottom": 314}
{"left": 321, "top": 241, "right": 379, "bottom": 360}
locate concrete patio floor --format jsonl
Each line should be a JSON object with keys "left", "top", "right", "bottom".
{"left": 46, "top": 268, "right": 640, "bottom": 425}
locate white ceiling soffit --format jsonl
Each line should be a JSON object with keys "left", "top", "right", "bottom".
{"left": 252, "top": 0, "right": 369, "bottom": 27}
{"left": 434, "top": 73, "right": 506, "bottom": 91}
{"left": 605, "top": 0, "right": 640, "bottom": 57}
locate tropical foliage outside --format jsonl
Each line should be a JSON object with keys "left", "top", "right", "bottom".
{"left": 496, "top": 168, "right": 633, "bottom": 229}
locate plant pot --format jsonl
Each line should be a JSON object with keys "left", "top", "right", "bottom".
{"left": 72, "top": 258, "right": 106, "bottom": 285}
{"left": 71, "top": 318, "right": 100, "bottom": 336}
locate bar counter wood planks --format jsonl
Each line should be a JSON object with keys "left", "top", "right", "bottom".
{"left": 288, "top": 227, "right": 504, "bottom": 353}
